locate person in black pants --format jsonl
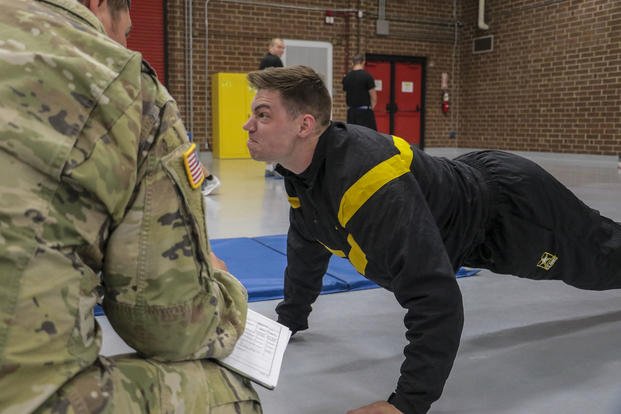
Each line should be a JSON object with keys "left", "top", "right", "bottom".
{"left": 342, "top": 54, "right": 378, "bottom": 130}
{"left": 242, "top": 65, "right": 621, "bottom": 414}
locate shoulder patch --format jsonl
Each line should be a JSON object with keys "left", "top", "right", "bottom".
{"left": 182, "top": 143, "right": 205, "bottom": 189}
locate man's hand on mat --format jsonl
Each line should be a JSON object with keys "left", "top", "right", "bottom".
{"left": 210, "top": 251, "right": 228, "bottom": 271}
{"left": 346, "top": 401, "right": 403, "bottom": 414}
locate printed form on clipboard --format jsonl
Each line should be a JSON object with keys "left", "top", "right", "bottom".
{"left": 218, "top": 309, "right": 292, "bottom": 390}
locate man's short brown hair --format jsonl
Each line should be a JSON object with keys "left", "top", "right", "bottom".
{"left": 247, "top": 65, "right": 332, "bottom": 129}
{"left": 110, "top": 0, "right": 130, "bottom": 11}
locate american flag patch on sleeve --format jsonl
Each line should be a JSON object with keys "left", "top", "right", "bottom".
{"left": 182, "top": 143, "right": 206, "bottom": 189}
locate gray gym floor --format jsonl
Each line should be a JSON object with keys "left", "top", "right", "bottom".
{"left": 100, "top": 148, "right": 621, "bottom": 414}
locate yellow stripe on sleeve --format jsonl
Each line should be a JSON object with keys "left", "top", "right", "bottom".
{"left": 347, "top": 234, "right": 368, "bottom": 275}
{"left": 287, "top": 196, "right": 301, "bottom": 209}
{"left": 337, "top": 135, "right": 413, "bottom": 227}
{"left": 317, "top": 241, "right": 346, "bottom": 257}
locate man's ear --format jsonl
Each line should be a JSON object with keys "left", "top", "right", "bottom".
{"left": 298, "top": 114, "right": 317, "bottom": 138}
{"left": 86, "top": 0, "right": 107, "bottom": 15}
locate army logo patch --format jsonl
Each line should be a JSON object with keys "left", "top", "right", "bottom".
{"left": 183, "top": 143, "right": 206, "bottom": 189}
{"left": 537, "top": 252, "right": 558, "bottom": 270}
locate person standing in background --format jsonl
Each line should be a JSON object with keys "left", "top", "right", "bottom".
{"left": 342, "top": 54, "right": 377, "bottom": 130}
{"left": 259, "top": 38, "right": 286, "bottom": 177}
{"left": 259, "top": 38, "right": 285, "bottom": 70}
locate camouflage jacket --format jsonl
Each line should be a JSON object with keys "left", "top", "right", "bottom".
{"left": 0, "top": 1, "right": 247, "bottom": 412}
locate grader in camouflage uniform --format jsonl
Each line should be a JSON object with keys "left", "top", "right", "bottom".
{"left": 0, "top": 0, "right": 261, "bottom": 412}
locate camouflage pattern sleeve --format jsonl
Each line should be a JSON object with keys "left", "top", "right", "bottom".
{"left": 101, "top": 67, "right": 248, "bottom": 362}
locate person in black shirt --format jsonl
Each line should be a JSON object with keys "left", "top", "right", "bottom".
{"left": 342, "top": 54, "right": 377, "bottom": 130}
{"left": 259, "top": 38, "right": 285, "bottom": 70}
{"left": 242, "top": 65, "right": 621, "bottom": 414}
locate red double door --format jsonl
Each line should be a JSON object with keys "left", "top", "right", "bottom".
{"left": 365, "top": 58, "right": 425, "bottom": 149}
{"left": 127, "top": 1, "right": 167, "bottom": 84}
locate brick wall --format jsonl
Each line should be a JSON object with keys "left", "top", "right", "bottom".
{"left": 166, "top": 1, "right": 208, "bottom": 143}
{"left": 164, "top": 0, "right": 620, "bottom": 155}
{"left": 459, "top": 0, "right": 621, "bottom": 154}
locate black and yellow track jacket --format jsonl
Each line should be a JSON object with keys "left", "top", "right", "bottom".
{"left": 275, "top": 122, "right": 491, "bottom": 414}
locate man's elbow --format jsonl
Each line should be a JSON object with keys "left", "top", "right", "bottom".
{"left": 103, "top": 298, "right": 242, "bottom": 361}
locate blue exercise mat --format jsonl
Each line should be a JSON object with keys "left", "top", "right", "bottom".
{"left": 254, "top": 234, "right": 379, "bottom": 291}
{"left": 94, "top": 235, "right": 479, "bottom": 313}
{"left": 456, "top": 267, "right": 480, "bottom": 278}
{"left": 211, "top": 237, "right": 348, "bottom": 302}
{"left": 252, "top": 234, "right": 478, "bottom": 285}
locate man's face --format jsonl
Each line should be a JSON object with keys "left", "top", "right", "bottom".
{"left": 270, "top": 40, "right": 285, "bottom": 57}
{"left": 243, "top": 89, "right": 301, "bottom": 164}
{"left": 92, "top": 2, "right": 132, "bottom": 46}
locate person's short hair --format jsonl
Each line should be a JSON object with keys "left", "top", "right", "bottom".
{"left": 247, "top": 65, "right": 332, "bottom": 129}
{"left": 270, "top": 38, "right": 283, "bottom": 47}
{"left": 352, "top": 54, "right": 365, "bottom": 65}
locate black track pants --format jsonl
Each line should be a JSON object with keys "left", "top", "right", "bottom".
{"left": 459, "top": 150, "right": 621, "bottom": 291}
{"left": 347, "top": 107, "right": 377, "bottom": 131}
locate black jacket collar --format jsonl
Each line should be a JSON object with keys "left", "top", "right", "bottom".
{"left": 275, "top": 122, "right": 342, "bottom": 186}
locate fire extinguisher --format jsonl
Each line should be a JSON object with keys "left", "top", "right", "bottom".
{"left": 442, "top": 91, "right": 450, "bottom": 114}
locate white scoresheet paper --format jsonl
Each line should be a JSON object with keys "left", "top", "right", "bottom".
{"left": 219, "top": 309, "right": 292, "bottom": 389}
